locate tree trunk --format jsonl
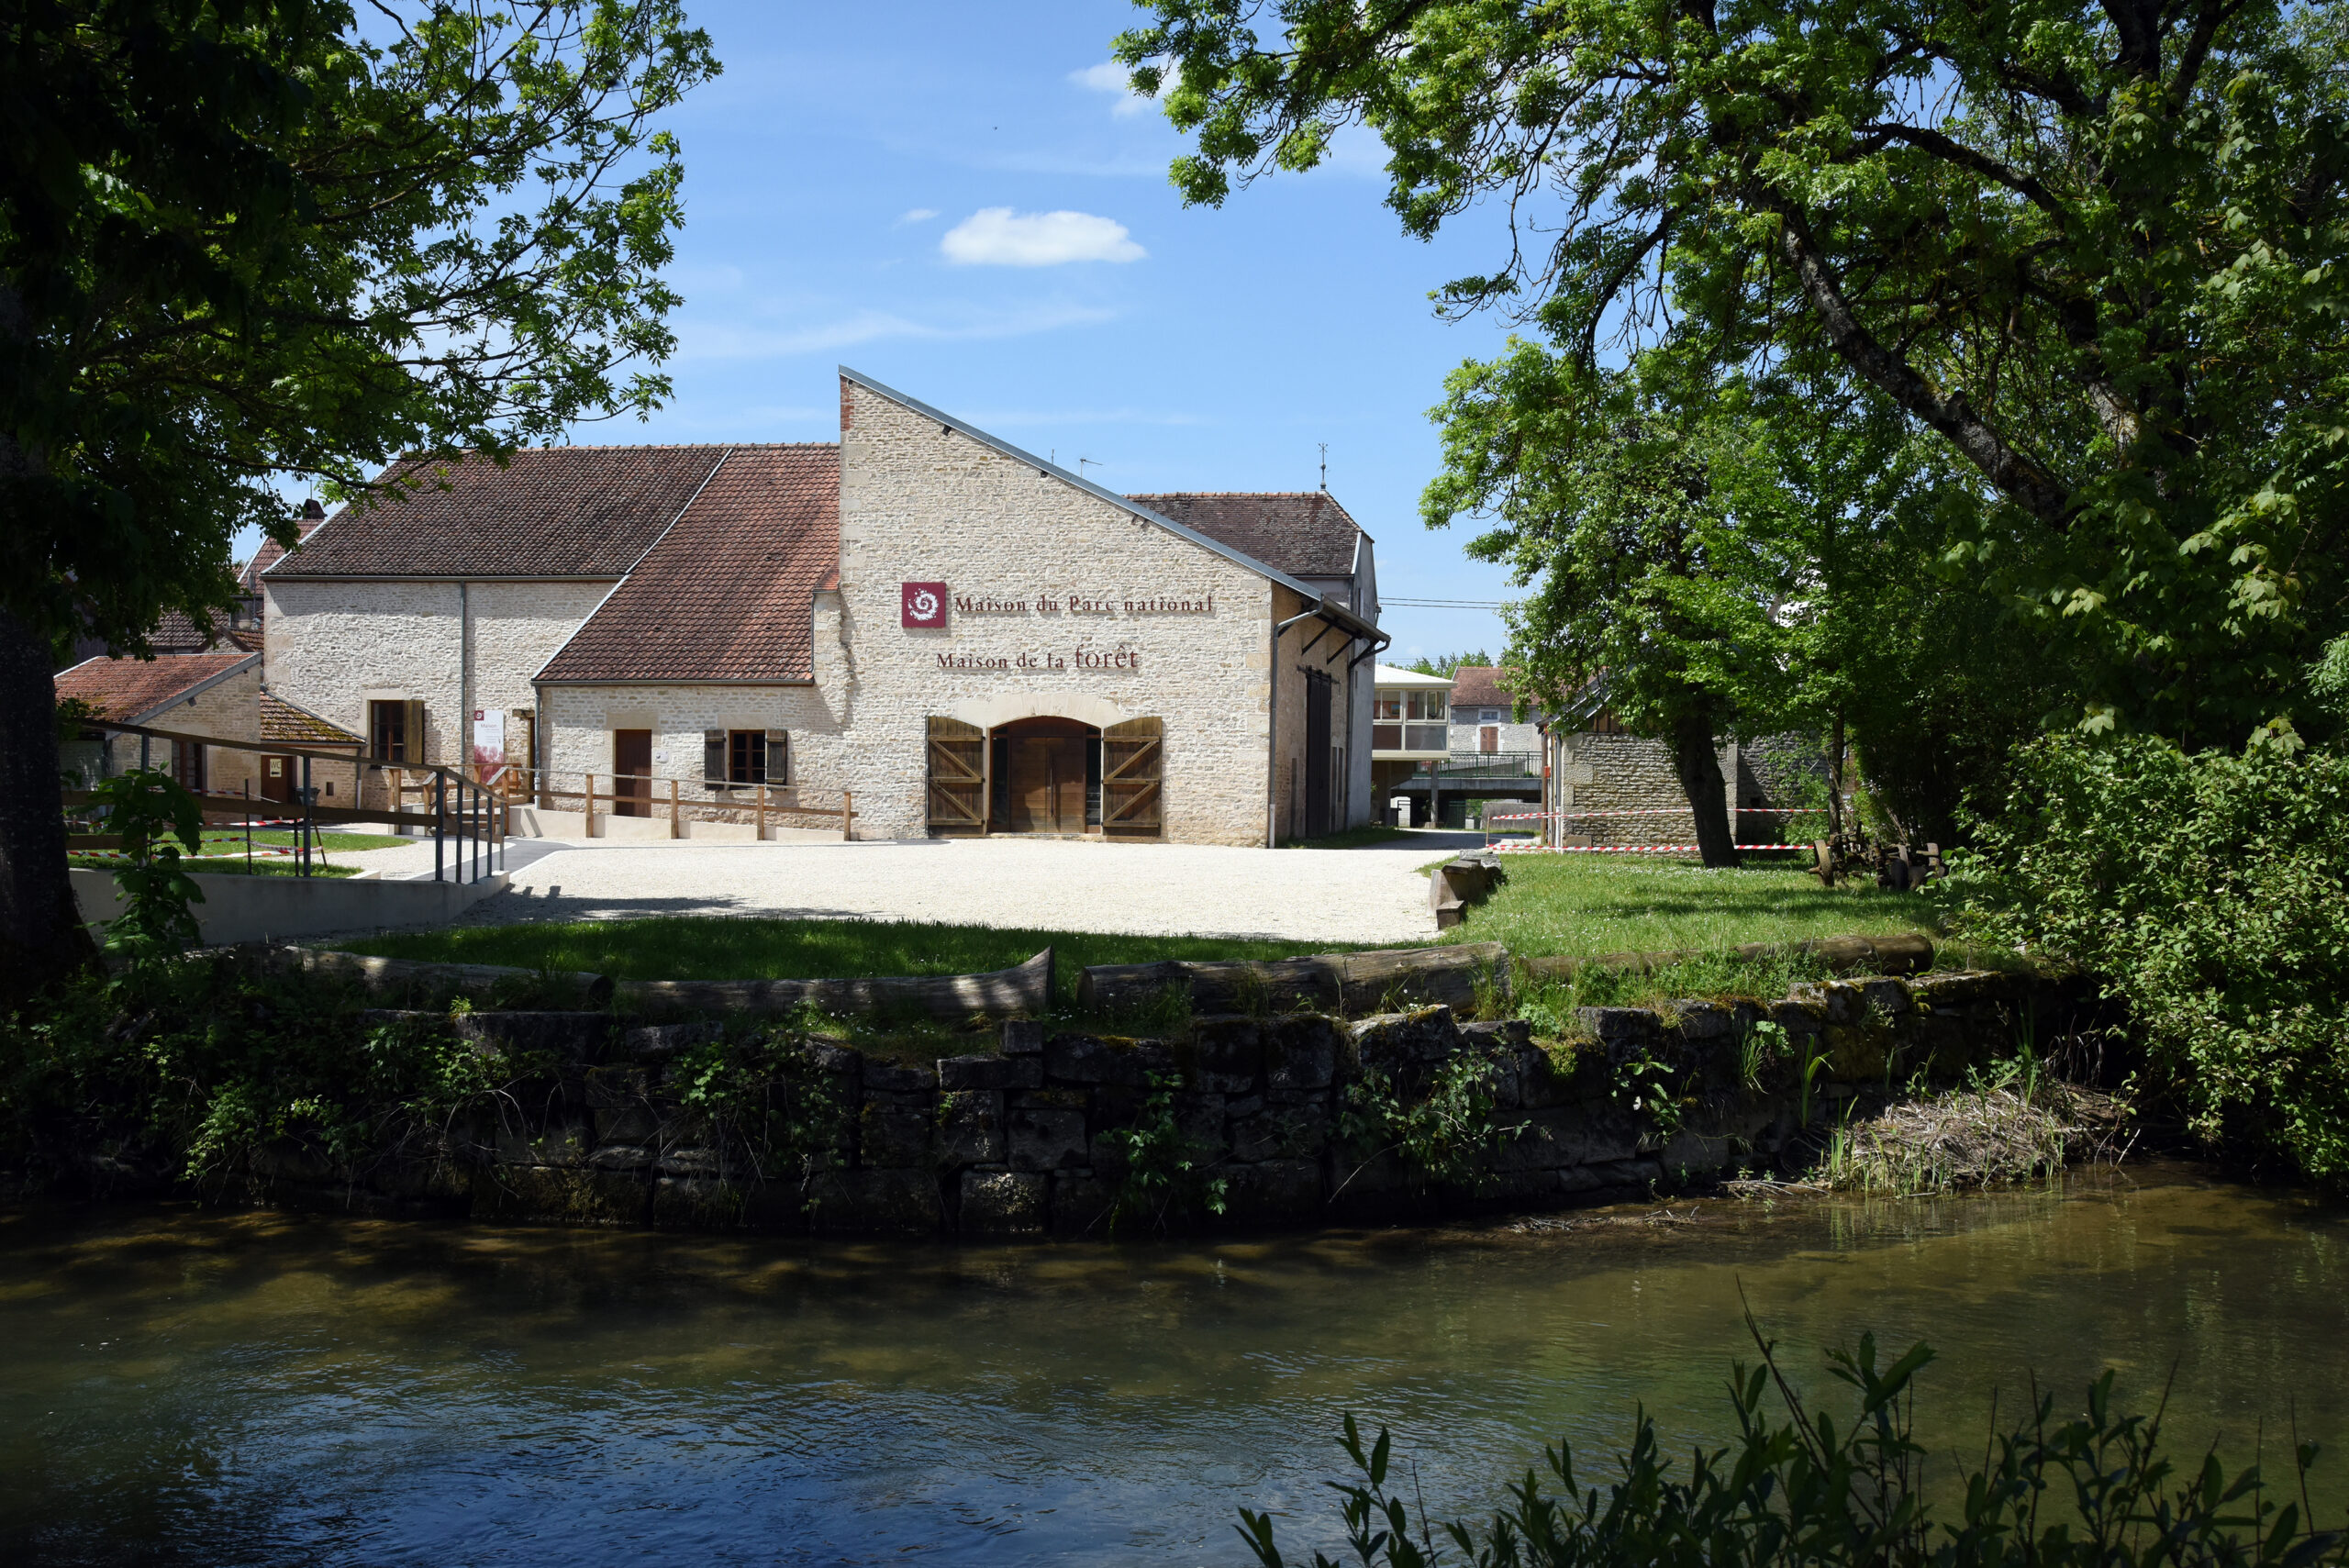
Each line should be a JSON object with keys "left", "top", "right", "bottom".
{"left": 0, "top": 606, "right": 98, "bottom": 1000}
{"left": 1671, "top": 707, "right": 1740, "bottom": 869}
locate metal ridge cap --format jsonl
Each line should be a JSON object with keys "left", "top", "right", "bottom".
{"left": 259, "top": 572, "right": 630, "bottom": 583}
{"left": 838, "top": 364, "right": 1339, "bottom": 606}
{"left": 529, "top": 676, "right": 817, "bottom": 687}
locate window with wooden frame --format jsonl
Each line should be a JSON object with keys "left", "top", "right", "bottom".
{"left": 704, "top": 729, "right": 788, "bottom": 787}
{"left": 368, "top": 698, "right": 426, "bottom": 763}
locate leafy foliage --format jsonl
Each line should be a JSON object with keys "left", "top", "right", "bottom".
{"left": 664, "top": 1021, "right": 851, "bottom": 1187}
{"left": 1340, "top": 1043, "right": 1510, "bottom": 1191}
{"left": 1955, "top": 734, "right": 2349, "bottom": 1185}
{"left": 1100, "top": 1071, "right": 1229, "bottom": 1234}
{"left": 85, "top": 767, "right": 206, "bottom": 963}
{"left": 1236, "top": 1321, "right": 2345, "bottom": 1568}
{"left": 1124, "top": 0, "right": 2349, "bottom": 748}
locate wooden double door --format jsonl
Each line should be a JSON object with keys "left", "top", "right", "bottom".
{"left": 992, "top": 717, "right": 1094, "bottom": 834}
{"left": 926, "top": 715, "right": 1163, "bottom": 837}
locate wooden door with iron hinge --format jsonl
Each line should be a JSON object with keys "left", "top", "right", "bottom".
{"left": 926, "top": 717, "right": 986, "bottom": 834}
{"left": 1101, "top": 717, "right": 1163, "bottom": 839}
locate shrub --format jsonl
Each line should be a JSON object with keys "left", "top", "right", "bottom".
{"left": 1954, "top": 735, "right": 2349, "bottom": 1185}
{"left": 1237, "top": 1319, "right": 2344, "bottom": 1568}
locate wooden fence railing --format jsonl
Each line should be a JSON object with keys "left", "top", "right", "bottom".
{"left": 417, "top": 768, "right": 854, "bottom": 841}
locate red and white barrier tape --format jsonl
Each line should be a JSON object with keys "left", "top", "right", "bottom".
{"left": 1490, "top": 840, "right": 1808, "bottom": 854}
{"left": 1486, "top": 806, "right": 1826, "bottom": 822}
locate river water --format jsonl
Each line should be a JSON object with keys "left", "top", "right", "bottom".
{"left": 2, "top": 1165, "right": 2343, "bottom": 1565}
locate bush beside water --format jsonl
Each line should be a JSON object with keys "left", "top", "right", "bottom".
{"left": 1241, "top": 1322, "right": 2346, "bottom": 1568}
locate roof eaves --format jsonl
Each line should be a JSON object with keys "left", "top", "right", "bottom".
{"left": 841, "top": 365, "right": 1344, "bottom": 609}
{"left": 120, "top": 651, "right": 262, "bottom": 723}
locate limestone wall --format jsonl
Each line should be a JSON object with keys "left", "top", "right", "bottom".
{"left": 167, "top": 966, "right": 2096, "bottom": 1237}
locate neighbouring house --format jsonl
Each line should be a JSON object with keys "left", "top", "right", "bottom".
{"left": 53, "top": 651, "right": 264, "bottom": 795}
{"left": 258, "top": 369, "right": 1388, "bottom": 845}
{"left": 1447, "top": 665, "right": 1550, "bottom": 753}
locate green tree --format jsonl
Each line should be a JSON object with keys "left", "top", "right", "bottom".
{"left": 0, "top": 1, "right": 718, "bottom": 995}
{"left": 1120, "top": 0, "right": 2349, "bottom": 749}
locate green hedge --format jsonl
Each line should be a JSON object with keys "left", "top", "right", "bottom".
{"left": 1958, "top": 736, "right": 2349, "bottom": 1185}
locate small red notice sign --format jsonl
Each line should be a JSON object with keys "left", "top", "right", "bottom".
{"left": 901, "top": 582, "right": 948, "bottom": 628}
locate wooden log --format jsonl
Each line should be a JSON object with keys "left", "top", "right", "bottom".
{"left": 1520, "top": 931, "right": 1938, "bottom": 984}
{"left": 615, "top": 946, "right": 1052, "bottom": 1021}
{"left": 264, "top": 946, "right": 614, "bottom": 1006}
{"left": 1076, "top": 942, "right": 1509, "bottom": 1018}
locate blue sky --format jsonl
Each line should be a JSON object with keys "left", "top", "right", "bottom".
{"left": 351, "top": 1, "right": 1542, "bottom": 662}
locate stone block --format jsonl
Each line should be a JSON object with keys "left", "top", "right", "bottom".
{"left": 1221, "top": 1159, "right": 1322, "bottom": 1225}
{"left": 1658, "top": 1129, "right": 1737, "bottom": 1176}
{"left": 1767, "top": 998, "right": 1826, "bottom": 1034}
{"left": 1859, "top": 978, "right": 1913, "bottom": 1017}
{"left": 938, "top": 1053, "right": 1042, "bottom": 1091}
{"left": 859, "top": 1102, "right": 931, "bottom": 1168}
{"left": 1171, "top": 1092, "right": 1228, "bottom": 1158}
{"left": 1588, "top": 1158, "right": 1663, "bottom": 1190}
{"left": 804, "top": 1040, "right": 863, "bottom": 1078}
{"left": 1575, "top": 1006, "right": 1661, "bottom": 1054}
{"left": 1000, "top": 1018, "right": 1047, "bottom": 1056}
{"left": 1663, "top": 1000, "right": 1735, "bottom": 1040}
{"left": 863, "top": 1058, "right": 938, "bottom": 1094}
{"left": 1266, "top": 1016, "right": 1341, "bottom": 1091}
{"left": 656, "top": 1146, "right": 721, "bottom": 1178}
{"left": 936, "top": 1090, "right": 1004, "bottom": 1165}
{"left": 578, "top": 1062, "right": 655, "bottom": 1109}
{"left": 457, "top": 1011, "right": 613, "bottom": 1063}
{"left": 1511, "top": 1046, "right": 1572, "bottom": 1108}
{"left": 1229, "top": 1110, "right": 1283, "bottom": 1164}
{"left": 1045, "top": 1034, "right": 1149, "bottom": 1087}
{"left": 1185, "top": 1016, "right": 1264, "bottom": 1094}
{"left": 1008, "top": 1086, "right": 1087, "bottom": 1110}
{"left": 619, "top": 1020, "right": 722, "bottom": 1062}
{"left": 472, "top": 1163, "right": 650, "bottom": 1225}
{"left": 1050, "top": 1169, "right": 1115, "bottom": 1235}
{"left": 1007, "top": 1106, "right": 1088, "bottom": 1173}
{"left": 651, "top": 1175, "right": 748, "bottom": 1229}
{"left": 807, "top": 1168, "right": 944, "bottom": 1235}
{"left": 960, "top": 1170, "right": 1048, "bottom": 1234}
{"left": 593, "top": 1105, "right": 660, "bottom": 1145}
{"left": 586, "top": 1142, "right": 652, "bottom": 1173}
{"left": 495, "top": 1118, "right": 587, "bottom": 1167}
{"left": 1492, "top": 1107, "right": 1642, "bottom": 1173}
{"left": 1908, "top": 970, "right": 2016, "bottom": 1008}
{"left": 1347, "top": 1007, "right": 1461, "bottom": 1076}
{"left": 1462, "top": 1018, "right": 1533, "bottom": 1051}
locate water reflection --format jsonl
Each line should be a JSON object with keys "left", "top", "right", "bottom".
{"left": 2, "top": 1165, "right": 2343, "bottom": 1564}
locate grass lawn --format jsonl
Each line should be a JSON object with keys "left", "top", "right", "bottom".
{"left": 1441, "top": 851, "right": 1941, "bottom": 958}
{"left": 70, "top": 857, "right": 360, "bottom": 878}
{"left": 341, "top": 917, "right": 1346, "bottom": 1009}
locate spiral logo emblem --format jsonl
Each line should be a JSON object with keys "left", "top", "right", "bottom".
{"left": 911, "top": 588, "right": 940, "bottom": 621}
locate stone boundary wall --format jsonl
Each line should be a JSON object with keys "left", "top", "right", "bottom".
{"left": 187, "top": 965, "right": 2103, "bottom": 1238}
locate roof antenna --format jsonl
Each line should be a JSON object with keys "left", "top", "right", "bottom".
{"left": 1318, "top": 443, "right": 1328, "bottom": 493}
{"left": 1076, "top": 457, "right": 1100, "bottom": 479}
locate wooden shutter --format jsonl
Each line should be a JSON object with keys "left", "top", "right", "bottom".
{"left": 765, "top": 729, "right": 789, "bottom": 786}
{"left": 1102, "top": 717, "right": 1163, "bottom": 839}
{"left": 704, "top": 728, "right": 727, "bottom": 784}
{"left": 403, "top": 699, "right": 427, "bottom": 765}
{"left": 925, "top": 717, "right": 985, "bottom": 833}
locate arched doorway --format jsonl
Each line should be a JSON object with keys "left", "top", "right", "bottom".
{"left": 989, "top": 716, "right": 1097, "bottom": 834}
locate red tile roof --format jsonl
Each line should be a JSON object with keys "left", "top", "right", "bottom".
{"left": 239, "top": 514, "right": 324, "bottom": 593}
{"left": 148, "top": 610, "right": 258, "bottom": 653}
{"left": 261, "top": 692, "right": 362, "bottom": 746}
{"left": 536, "top": 446, "right": 841, "bottom": 684}
{"left": 54, "top": 652, "right": 259, "bottom": 722}
{"left": 1127, "top": 492, "right": 1366, "bottom": 578}
{"left": 1450, "top": 666, "right": 1520, "bottom": 709}
{"left": 263, "top": 446, "right": 733, "bottom": 579}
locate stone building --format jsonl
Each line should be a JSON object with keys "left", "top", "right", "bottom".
{"left": 259, "top": 369, "right": 1387, "bottom": 846}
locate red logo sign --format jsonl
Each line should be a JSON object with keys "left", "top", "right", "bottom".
{"left": 901, "top": 582, "right": 948, "bottom": 628}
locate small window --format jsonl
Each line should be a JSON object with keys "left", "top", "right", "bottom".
{"left": 369, "top": 698, "right": 424, "bottom": 763}
{"left": 1408, "top": 691, "right": 1447, "bottom": 721}
{"left": 1375, "top": 692, "right": 1403, "bottom": 721}
{"left": 1482, "top": 708, "right": 1502, "bottom": 722}
{"left": 729, "top": 729, "right": 766, "bottom": 784}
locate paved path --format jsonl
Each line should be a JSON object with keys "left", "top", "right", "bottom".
{"left": 332, "top": 830, "right": 1489, "bottom": 945}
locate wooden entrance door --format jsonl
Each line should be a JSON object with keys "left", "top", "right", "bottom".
{"left": 996, "top": 717, "right": 1090, "bottom": 832}
{"left": 926, "top": 717, "right": 986, "bottom": 834}
{"left": 613, "top": 728, "right": 651, "bottom": 817}
{"left": 261, "top": 754, "right": 295, "bottom": 805}
{"left": 1304, "top": 673, "right": 1332, "bottom": 839}
{"left": 1102, "top": 717, "right": 1163, "bottom": 839}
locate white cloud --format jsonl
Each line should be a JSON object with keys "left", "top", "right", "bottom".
{"left": 941, "top": 207, "right": 1145, "bottom": 267}
{"left": 896, "top": 207, "right": 938, "bottom": 224}
{"left": 1070, "top": 59, "right": 1165, "bottom": 117}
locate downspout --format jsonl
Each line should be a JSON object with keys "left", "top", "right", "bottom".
{"left": 459, "top": 581, "right": 473, "bottom": 783}
{"left": 1265, "top": 595, "right": 1325, "bottom": 849}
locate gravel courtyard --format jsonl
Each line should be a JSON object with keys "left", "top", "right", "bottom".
{"left": 335, "top": 830, "right": 1488, "bottom": 946}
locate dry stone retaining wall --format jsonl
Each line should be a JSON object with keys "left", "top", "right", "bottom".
{"left": 197, "top": 964, "right": 2099, "bottom": 1237}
